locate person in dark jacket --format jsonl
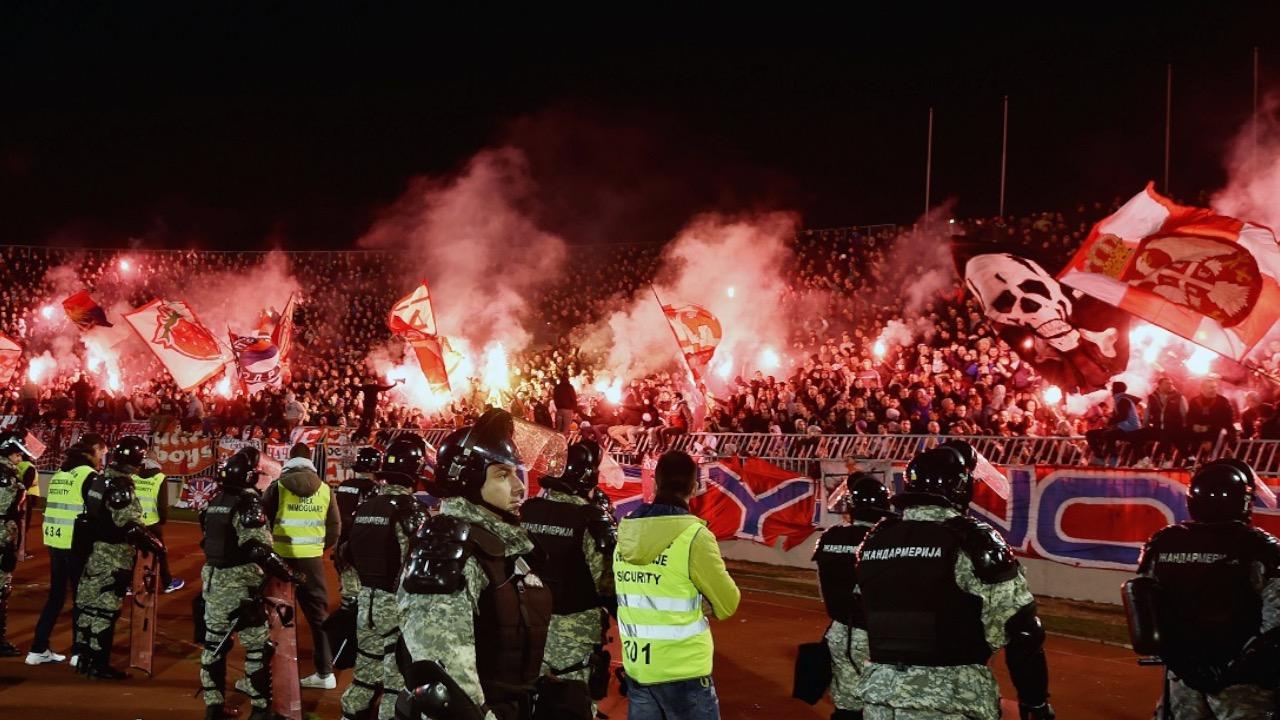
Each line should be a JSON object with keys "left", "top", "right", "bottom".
{"left": 263, "top": 443, "right": 342, "bottom": 689}
{"left": 1086, "top": 381, "right": 1143, "bottom": 467}
{"left": 554, "top": 374, "right": 578, "bottom": 433}
{"left": 1143, "top": 376, "right": 1189, "bottom": 464}
{"left": 356, "top": 375, "right": 402, "bottom": 439}
{"left": 1187, "top": 377, "right": 1236, "bottom": 457}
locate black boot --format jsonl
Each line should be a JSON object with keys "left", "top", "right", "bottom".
{"left": 0, "top": 590, "right": 21, "bottom": 657}
{"left": 205, "top": 705, "right": 239, "bottom": 719}
{"left": 246, "top": 708, "right": 282, "bottom": 720}
{"left": 831, "top": 710, "right": 864, "bottom": 720}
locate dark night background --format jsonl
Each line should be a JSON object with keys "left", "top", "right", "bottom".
{"left": 3, "top": 5, "right": 1280, "bottom": 250}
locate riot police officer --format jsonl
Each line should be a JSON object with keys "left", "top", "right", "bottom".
{"left": 336, "top": 446, "right": 383, "bottom": 607}
{"left": 1126, "top": 458, "right": 1280, "bottom": 717}
{"left": 812, "top": 472, "right": 893, "bottom": 720}
{"left": 0, "top": 431, "right": 32, "bottom": 657}
{"left": 200, "top": 447, "right": 305, "bottom": 720}
{"left": 521, "top": 439, "right": 617, "bottom": 718}
{"left": 72, "top": 435, "right": 165, "bottom": 679}
{"left": 856, "top": 445, "right": 1053, "bottom": 720}
{"left": 339, "top": 437, "right": 429, "bottom": 720}
{"left": 395, "top": 409, "right": 552, "bottom": 720}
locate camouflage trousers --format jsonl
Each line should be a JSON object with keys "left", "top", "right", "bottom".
{"left": 340, "top": 587, "right": 402, "bottom": 720}
{"left": 201, "top": 564, "right": 271, "bottom": 710}
{"left": 1158, "top": 674, "right": 1278, "bottom": 720}
{"left": 826, "top": 621, "right": 870, "bottom": 712}
{"left": 72, "top": 541, "right": 134, "bottom": 660}
{"left": 865, "top": 709, "right": 983, "bottom": 719}
{"left": 543, "top": 607, "right": 605, "bottom": 717}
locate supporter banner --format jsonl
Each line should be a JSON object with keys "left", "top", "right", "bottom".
{"left": 62, "top": 290, "right": 113, "bottom": 330}
{"left": 289, "top": 426, "right": 351, "bottom": 447}
{"left": 152, "top": 431, "right": 217, "bottom": 478}
{"left": 884, "top": 462, "right": 1280, "bottom": 571}
{"left": 229, "top": 332, "right": 283, "bottom": 395}
{"left": 600, "top": 456, "right": 817, "bottom": 550}
{"left": 0, "top": 334, "right": 20, "bottom": 384}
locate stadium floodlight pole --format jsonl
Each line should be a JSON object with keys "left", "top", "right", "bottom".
{"left": 999, "top": 95, "right": 1009, "bottom": 218}
{"left": 924, "top": 106, "right": 934, "bottom": 217}
{"left": 1164, "top": 63, "right": 1172, "bottom": 195}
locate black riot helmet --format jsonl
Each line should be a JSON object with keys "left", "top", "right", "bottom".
{"left": 217, "top": 447, "right": 261, "bottom": 490}
{"left": 939, "top": 438, "right": 978, "bottom": 473}
{"left": 829, "top": 472, "right": 891, "bottom": 518}
{"left": 378, "top": 436, "right": 427, "bottom": 488}
{"left": 433, "top": 409, "right": 522, "bottom": 499}
{"left": 352, "top": 446, "right": 383, "bottom": 474}
{"left": 110, "top": 435, "right": 149, "bottom": 473}
{"left": 905, "top": 445, "right": 974, "bottom": 510}
{"left": 542, "top": 440, "right": 602, "bottom": 496}
{"left": 1188, "top": 459, "right": 1254, "bottom": 524}
{"left": 0, "top": 431, "right": 32, "bottom": 461}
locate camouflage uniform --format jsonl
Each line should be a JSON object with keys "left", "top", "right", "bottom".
{"left": 340, "top": 564, "right": 363, "bottom": 606}
{"left": 539, "top": 490, "right": 613, "bottom": 692}
{"left": 1143, "top": 535, "right": 1280, "bottom": 718}
{"left": 340, "top": 483, "right": 415, "bottom": 720}
{"left": 201, "top": 506, "right": 273, "bottom": 711}
{"left": 825, "top": 621, "right": 870, "bottom": 713}
{"left": 0, "top": 457, "right": 23, "bottom": 650}
{"left": 857, "top": 504, "right": 1034, "bottom": 720}
{"left": 73, "top": 468, "right": 143, "bottom": 663}
{"left": 397, "top": 497, "right": 538, "bottom": 720}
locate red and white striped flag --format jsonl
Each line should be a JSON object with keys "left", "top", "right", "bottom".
{"left": 1060, "top": 183, "right": 1280, "bottom": 361}
{"left": 388, "top": 282, "right": 451, "bottom": 392}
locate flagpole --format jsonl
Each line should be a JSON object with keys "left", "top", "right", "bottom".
{"left": 924, "top": 106, "right": 934, "bottom": 216}
{"left": 1164, "top": 63, "right": 1172, "bottom": 194}
{"left": 999, "top": 95, "right": 1008, "bottom": 217}
{"left": 650, "top": 284, "right": 701, "bottom": 390}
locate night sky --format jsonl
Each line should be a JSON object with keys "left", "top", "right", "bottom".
{"left": 3, "top": 6, "right": 1280, "bottom": 250}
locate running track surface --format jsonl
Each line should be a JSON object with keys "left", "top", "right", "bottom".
{"left": 0, "top": 519, "right": 1161, "bottom": 719}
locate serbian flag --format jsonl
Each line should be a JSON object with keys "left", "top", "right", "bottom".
{"left": 124, "top": 299, "right": 231, "bottom": 390}
{"left": 62, "top": 290, "right": 113, "bottom": 330}
{"left": 271, "top": 293, "right": 296, "bottom": 360}
{"left": 659, "top": 300, "right": 722, "bottom": 383}
{"left": 0, "top": 334, "right": 19, "bottom": 384}
{"left": 1060, "top": 183, "right": 1280, "bottom": 360}
{"left": 388, "top": 281, "right": 437, "bottom": 335}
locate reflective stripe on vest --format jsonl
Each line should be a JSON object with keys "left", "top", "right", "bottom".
{"left": 16, "top": 461, "right": 36, "bottom": 497}
{"left": 613, "top": 521, "right": 714, "bottom": 684}
{"left": 42, "top": 466, "right": 95, "bottom": 550}
{"left": 273, "top": 482, "right": 330, "bottom": 558}
{"left": 133, "top": 473, "right": 166, "bottom": 526}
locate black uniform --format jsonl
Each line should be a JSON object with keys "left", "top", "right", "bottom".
{"left": 335, "top": 473, "right": 379, "bottom": 604}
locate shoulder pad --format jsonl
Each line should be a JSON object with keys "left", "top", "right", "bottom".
{"left": 401, "top": 515, "right": 480, "bottom": 595}
{"left": 0, "top": 467, "right": 14, "bottom": 488}
{"left": 237, "top": 495, "right": 269, "bottom": 529}
{"left": 854, "top": 515, "right": 899, "bottom": 565}
{"left": 945, "top": 515, "right": 1018, "bottom": 584}
{"left": 1136, "top": 524, "right": 1182, "bottom": 573}
{"left": 584, "top": 503, "right": 618, "bottom": 552}
{"left": 1246, "top": 526, "right": 1280, "bottom": 577}
{"left": 105, "top": 476, "right": 135, "bottom": 510}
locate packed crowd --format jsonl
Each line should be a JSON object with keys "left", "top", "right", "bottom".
{"left": 4, "top": 201, "right": 1280, "bottom": 457}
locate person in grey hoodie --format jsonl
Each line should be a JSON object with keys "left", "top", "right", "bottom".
{"left": 262, "top": 442, "right": 341, "bottom": 689}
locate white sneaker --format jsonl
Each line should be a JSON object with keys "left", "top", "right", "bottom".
{"left": 25, "top": 649, "right": 66, "bottom": 665}
{"left": 300, "top": 672, "right": 336, "bottom": 690}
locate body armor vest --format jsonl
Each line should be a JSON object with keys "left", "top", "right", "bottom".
{"left": 858, "top": 517, "right": 990, "bottom": 666}
{"left": 1148, "top": 522, "right": 1265, "bottom": 683}
{"left": 335, "top": 475, "right": 378, "bottom": 545}
{"left": 471, "top": 523, "right": 553, "bottom": 719}
{"left": 82, "top": 473, "right": 131, "bottom": 544}
{"left": 814, "top": 523, "right": 871, "bottom": 626}
{"left": 349, "top": 494, "right": 411, "bottom": 592}
{"left": 203, "top": 492, "right": 255, "bottom": 568}
{"left": 521, "top": 497, "right": 599, "bottom": 615}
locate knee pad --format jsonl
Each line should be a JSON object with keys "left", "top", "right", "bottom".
{"left": 238, "top": 597, "right": 268, "bottom": 628}
{"left": 111, "top": 568, "right": 133, "bottom": 597}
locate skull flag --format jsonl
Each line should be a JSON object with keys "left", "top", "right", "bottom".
{"left": 1059, "top": 183, "right": 1280, "bottom": 362}
{"left": 954, "top": 239, "right": 1130, "bottom": 393}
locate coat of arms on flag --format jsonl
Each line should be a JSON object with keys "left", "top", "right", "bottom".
{"left": 661, "top": 302, "right": 722, "bottom": 382}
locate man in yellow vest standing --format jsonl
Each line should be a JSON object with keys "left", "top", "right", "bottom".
{"left": 263, "top": 442, "right": 340, "bottom": 690}
{"left": 613, "top": 450, "right": 740, "bottom": 720}
{"left": 27, "top": 433, "right": 108, "bottom": 666}
{"left": 134, "top": 456, "right": 184, "bottom": 593}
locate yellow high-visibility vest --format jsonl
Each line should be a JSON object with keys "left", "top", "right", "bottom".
{"left": 42, "top": 465, "right": 95, "bottom": 550}
{"left": 613, "top": 522, "right": 714, "bottom": 684}
{"left": 133, "top": 473, "right": 166, "bottom": 526}
{"left": 16, "top": 461, "right": 36, "bottom": 497}
{"left": 273, "top": 483, "right": 330, "bottom": 559}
